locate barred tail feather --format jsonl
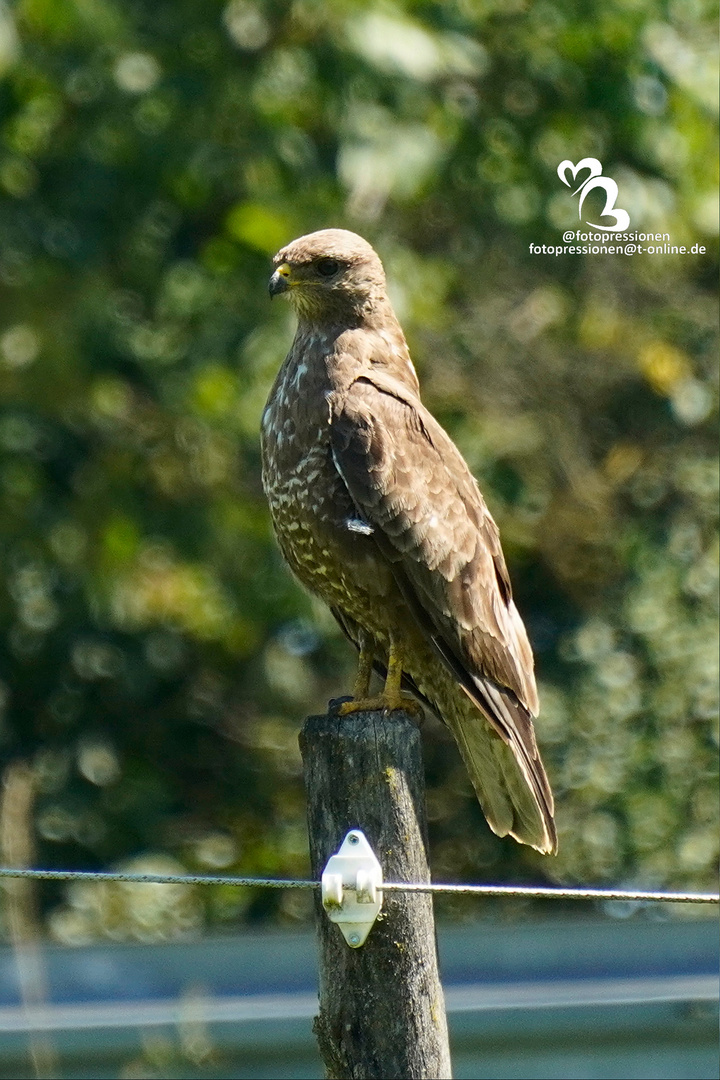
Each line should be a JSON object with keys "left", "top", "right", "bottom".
{"left": 445, "top": 693, "right": 556, "bottom": 853}
{"left": 447, "top": 684, "right": 557, "bottom": 854}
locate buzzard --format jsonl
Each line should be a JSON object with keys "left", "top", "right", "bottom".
{"left": 261, "top": 229, "right": 556, "bottom": 854}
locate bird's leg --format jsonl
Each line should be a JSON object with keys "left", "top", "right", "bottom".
{"left": 337, "top": 638, "right": 424, "bottom": 720}
{"left": 353, "top": 632, "right": 374, "bottom": 700}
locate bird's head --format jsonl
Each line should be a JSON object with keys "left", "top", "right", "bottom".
{"left": 269, "top": 229, "right": 388, "bottom": 323}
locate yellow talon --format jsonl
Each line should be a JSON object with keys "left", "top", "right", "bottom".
{"left": 338, "top": 640, "right": 424, "bottom": 721}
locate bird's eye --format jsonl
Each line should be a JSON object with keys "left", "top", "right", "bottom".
{"left": 316, "top": 258, "right": 340, "bottom": 277}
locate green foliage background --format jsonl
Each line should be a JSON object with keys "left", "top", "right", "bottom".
{"left": 0, "top": 0, "right": 716, "bottom": 940}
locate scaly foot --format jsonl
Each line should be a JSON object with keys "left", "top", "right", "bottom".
{"left": 336, "top": 689, "right": 423, "bottom": 720}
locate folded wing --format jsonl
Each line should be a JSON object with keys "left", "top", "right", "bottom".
{"left": 330, "top": 371, "right": 556, "bottom": 854}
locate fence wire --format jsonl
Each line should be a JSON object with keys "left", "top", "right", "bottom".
{"left": 0, "top": 866, "right": 716, "bottom": 904}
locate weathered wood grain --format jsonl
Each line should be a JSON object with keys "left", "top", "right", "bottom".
{"left": 300, "top": 709, "right": 452, "bottom": 1080}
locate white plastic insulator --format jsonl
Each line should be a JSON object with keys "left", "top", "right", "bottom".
{"left": 320, "top": 830, "right": 383, "bottom": 947}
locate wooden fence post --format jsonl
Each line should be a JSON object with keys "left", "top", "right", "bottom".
{"left": 300, "top": 708, "right": 452, "bottom": 1080}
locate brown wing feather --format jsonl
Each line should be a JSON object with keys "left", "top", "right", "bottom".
{"left": 330, "top": 372, "right": 556, "bottom": 853}
{"left": 330, "top": 372, "right": 537, "bottom": 708}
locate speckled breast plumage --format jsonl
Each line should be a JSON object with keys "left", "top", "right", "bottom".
{"left": 260, "top": 338, "right": 397, "bottom": 634}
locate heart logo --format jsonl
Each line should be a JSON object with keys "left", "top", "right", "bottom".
{"left": 557, "top": 159, "right": 631, "bottom": 231}
{"left": 557, "top": 158, "right": 603, "bottom": 196}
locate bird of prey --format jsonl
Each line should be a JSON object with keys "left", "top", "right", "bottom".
{"left": 261, "top": 229, "right": 556, "bottom": 854}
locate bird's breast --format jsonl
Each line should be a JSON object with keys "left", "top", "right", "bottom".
{"left": 261, "top": 367, "right": 393, "bottom": 613}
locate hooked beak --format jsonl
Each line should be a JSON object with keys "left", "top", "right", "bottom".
{"left": 268, "top": 262, "right": 292, "bottom": 298}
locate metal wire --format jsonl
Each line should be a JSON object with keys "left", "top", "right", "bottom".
{"left": 381, "top": 883, "right": 718, "bottom": 904}
{"left": 0, "top": 867, "right": 315, "bottom": 890}
{"left": 0, "top": 866, "right": 716, "bottom": 904}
